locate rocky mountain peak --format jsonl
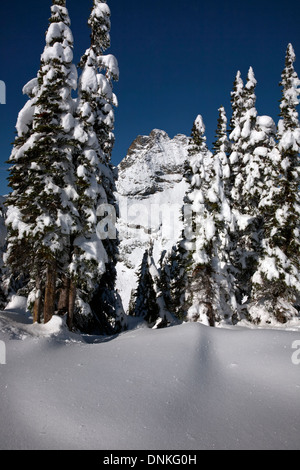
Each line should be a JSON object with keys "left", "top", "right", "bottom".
{"left": 117, "top": 129, "right": 190, "bottom": 198}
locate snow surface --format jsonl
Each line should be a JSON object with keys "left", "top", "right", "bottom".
{"left": 0, "top": 298, "right": 300, "bottom": 450}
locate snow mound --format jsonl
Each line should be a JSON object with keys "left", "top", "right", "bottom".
{"left": 2, "top": 297, "right": 71, "bottom": 341}
{"left": 5, "top": 296, "right": 28, "bottom": 315}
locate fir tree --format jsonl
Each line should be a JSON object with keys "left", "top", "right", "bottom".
{"left": 251, "top": 44, "right": 300, "bottom": 323}
{"left": 181, "top": 116, "right": 208, "bottom": 319}
{"left": 182, "top": 116, "right": 220, "bottom": 326}
{"left": 275, "top": 43, "right": 300, "bottom": 263}
{"left": 129, "top": 247, "right": 160, "bottom": 326}
{"left": 230, "top": 67, "right": 257, "bottom": 212}
{"left": 71, "top": 0, "right": 121, "bottom": 332}
{"left": 159, "top": 243, "right": 189, "bottom": 321}
{"left": 228, "top": 68, "right": 261, "bottom": 305}
{"left": 162, "top": 116, "right": 208, "bottom": 322}
{"left": 228, "top": 71, "right": 245, "bottom": 214}
{"left": 5, "top": 0, "right": 78, "bottom": 325}
{"left": 213, "top": 106, "right": 231, "bottom": 198}
{"left": 210, "top": 108, "right": 238, "bottom": 323}
{"left": 230, "top": 71, "right": 245, "bottom": 135}
{"left": 3, "top": 78, "right": 40, "bottom": 310}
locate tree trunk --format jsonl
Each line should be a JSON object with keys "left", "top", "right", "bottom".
{"left": 44, "top": 259, "right": 57, "bottom": 324}
{"left": 33, "top": 278, "right": 43, "bottom": 324}
{"left": 67, "top": 279, "right": 76, "bottom": 331}
{"left": 58, "top": 275, "right": 70, "bottom": 315}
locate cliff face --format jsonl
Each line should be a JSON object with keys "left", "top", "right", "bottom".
{"left": 117, "top": 129, "right": 189, "bottom": 197}
{"left": 115, "top": 129, "right": 190, "bottom": 311}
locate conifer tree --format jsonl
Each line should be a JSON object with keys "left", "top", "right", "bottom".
{"left": 159, "top": 242, "right": 189, "bottom": 321}
{"left": 3, "top": 78, "right": 40, "bottom": 314}
{"left": 251, "top": 44, "right": 300, "bottom": 323}
{"left": 182, "top": 116, "right": 220, "bottom": 325}
{"left": 161, "top": 117, "right": 208, "bottom": 322}
{"left": 129, "top": 247, "right": 160, "bottom": 326}
{"left": 228, "top": 71, "right": 244, "bottom": 198}
{"left": 230, "top": 67, "right": 257, "bottom": 212}
{"left": 228, "top": 68, "right": 261, "bottom": 304}
{"left": 184, "top": 112, "right": 237, "bottom": 325}
{"left": 213, "top": 106, "right": 231, "bottom": 205}
{"left": 276, "top": 43, "right": 300, "bottom": 262}
{"left": 227, "top": 73, "right": 245, "bottom": 305}
{"left": 210, "top": 109, "right": 238, "bottom": 323}
{"left": 5, "top": 0, "right": 78, "bottom": 324}
{"left": 70, "top": 0, "right": 121, "bottom": 332}
{"left": 230, "top": 71, "right": 245, "bottom": 134}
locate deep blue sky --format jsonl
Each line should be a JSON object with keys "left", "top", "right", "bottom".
{"left": 0, "top": 0, "right": 299, "bottom": 195}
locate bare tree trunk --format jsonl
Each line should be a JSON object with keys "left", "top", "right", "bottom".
{"left": 58, "top": 275, "right": 70, "bottom": 315}
{"left": 33, "top": 278, "right": 43, "bottom": 324}
{"left": 44, "top": 259, "right": 57, "bottom": 324}
{"left": 67, "top": 279, "right": 76, "bottom": 331}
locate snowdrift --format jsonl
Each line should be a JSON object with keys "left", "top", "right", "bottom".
{"left": 0, "top": 305, "right": 300, "bottom": 450}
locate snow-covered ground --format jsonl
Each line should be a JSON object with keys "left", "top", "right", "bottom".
{"left": 0, "top": 296, "right": 300, "bottom": 450}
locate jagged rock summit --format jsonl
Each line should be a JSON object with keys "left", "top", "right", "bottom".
{"left": 117, "top": 129, "right": 189, "bottom": 198}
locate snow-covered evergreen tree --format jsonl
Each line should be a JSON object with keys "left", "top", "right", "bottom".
{"left": 129, "top": 247, "right": 160, "bottom": 326}
{"left": 275, "top": 43, "right": 300, "bottom": 265}
{"left": 230, "top": 67, "right": 257, "bottom": 211}
{"left": 70, "top": 0, "right": 122, "bottom": 332}
{"left": 159, "top": 242, "right": 189, "bottom": 321}
{"left": 228, "top": 71, "right": 244, "bottom": 199}
{"left": 230, "top": 71, "right": 245, "bottom": 133}
{"left": 212, "top": 106, "right": 231, "bottom": 199}
{"left": 227, "top": 72, "right": 245, "bottom": 305}
{"left": 228, "top": 68, "right": 261, "bottom": 305}
{"left": 210, "top": 109, "right": 238, "bottom": 323}
{"left": 129, "top": 241, "right": 174, "bottom": 328}
{"left": 5, "top": 0, "right": 78, "bottom": 324}
{"left": 250, "top": 44, "right": 300, "bottom": 323}
{"left": 181, "top": 115, "right": 235, "bottom": 326}
{"left": 181, "top": 116, "right": 212, "bottom": 324}
{"left": 3, "top": 78, "right": 39, "bottom": 307}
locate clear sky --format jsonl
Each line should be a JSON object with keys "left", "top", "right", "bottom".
{"left": 0, "top": 0, "right": 299, "bottom": 195}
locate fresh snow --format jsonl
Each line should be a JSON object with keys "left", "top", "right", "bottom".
{"left": 0, "top": 300, "right": 299, "bottom": 450}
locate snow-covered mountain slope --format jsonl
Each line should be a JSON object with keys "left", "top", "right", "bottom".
{"left": 115, "top": 129, "right": 190, "bottom": 311}
{"left": 0, "top": 305, "right": 299, "bottom": 450}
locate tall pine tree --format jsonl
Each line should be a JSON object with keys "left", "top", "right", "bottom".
{"left": 129, "top": 246, "right": 160, "bottom": 326}
{"left": 5, "top": 0, "right": 78, "bottom": 325}
{"left": 251, "top": 44, "right": 300, "bottom": 323}
{"left": 213, "top": 106, "right": 231, "bottom": 199}
{"left": 70, "top": 0, "right": 123, "bottom": 332}
{"left": 228, "top": 68, "right": 261, "bottom": 305}
{"left": 181, "top": 116, "right": 219, "bottom": 325}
